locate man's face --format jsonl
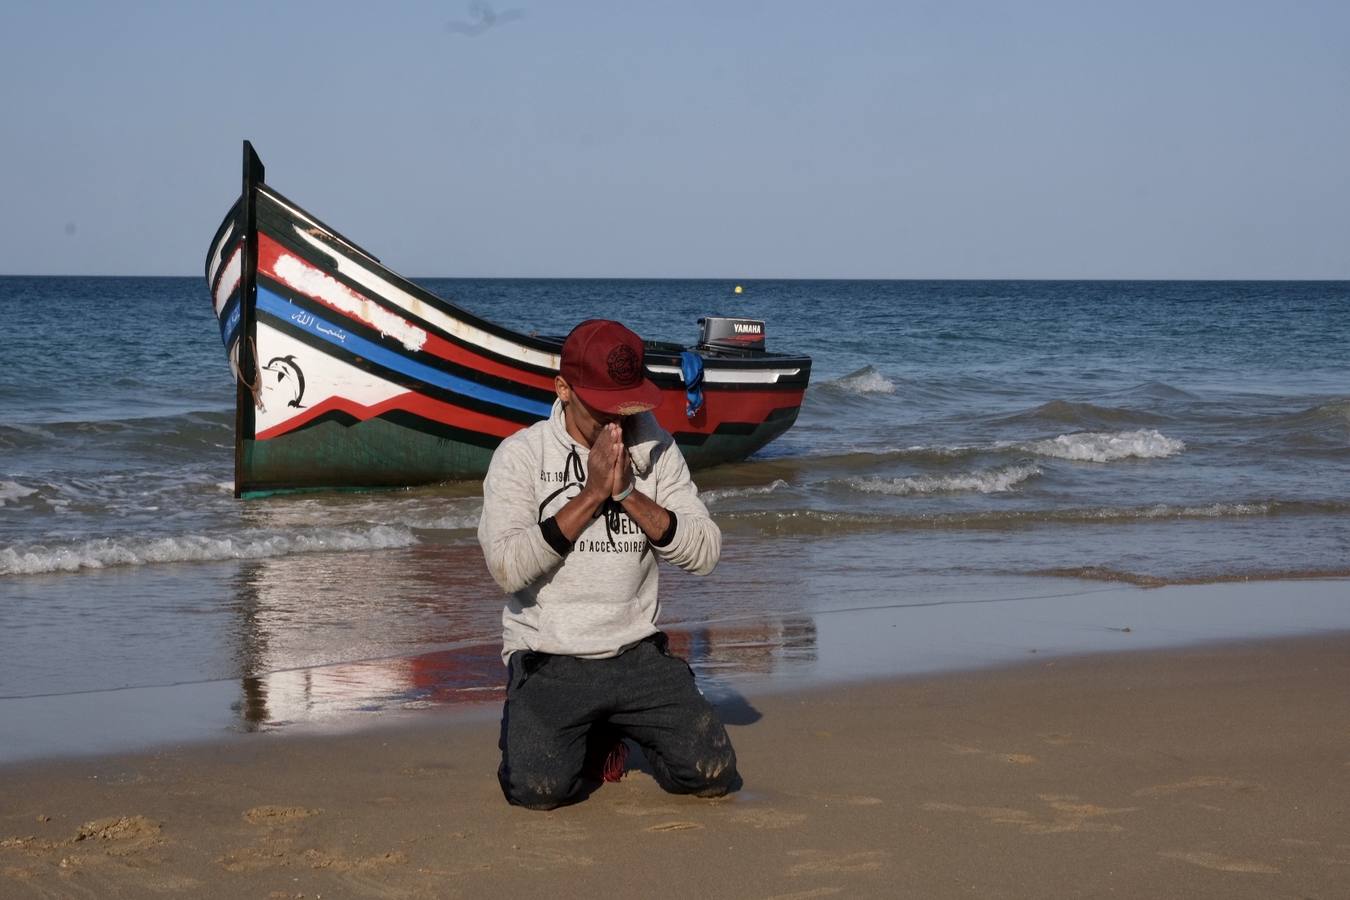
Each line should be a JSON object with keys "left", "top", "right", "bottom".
{"left": 556, "top": 377, "right": 621, "bottom": 448}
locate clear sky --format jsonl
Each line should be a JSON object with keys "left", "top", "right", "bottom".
{"left": 1, "top": 0, "right": 1346, "bottom": 278}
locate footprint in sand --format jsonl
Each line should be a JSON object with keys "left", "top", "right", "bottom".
{"left": 73, "top": 816, "right": 162, "bottom": 843}
{"left": 2, "top": 817, "right": 162, "bottom": 872}
{"left": 302, "top": 847, "right": 408, "bottom": 872}
{"left": 69, "top": 816, "right": 165, "bottom": 860}
{"left": 612, "top": 803, "right": 684, "bottom": 817}
{"left": 217, "top": 846, "right": 292, "bottom": 873}
{"left": 645, "top": 821, "right": 704, "bottom": 833}
{"left": 729, "top": 809, "right": 808, "bottom": 830}
{"left": 513, "top": 818, "right": 589, "bottom": 843}
{"left": 786, "top": 849, "right": 887, "bottom": 876}
{"left": 1160, "top": 850, "right": 1279, "bottom": 874}
{"left": 243, "top": 805, "right": 321, "bottom": 825}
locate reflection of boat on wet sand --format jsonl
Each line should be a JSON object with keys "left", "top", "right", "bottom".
{"left": 206, "top": 142, "right": 812, "bottom": 497}
{"left": 229, "top": 550, "right": 817, "bottom": 727}
{"left": 240, "top": 621, "right": 818, "bottom": 729}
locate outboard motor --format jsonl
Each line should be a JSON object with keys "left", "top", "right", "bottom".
{"left": 697, "top": 316, "right": 766, "bottom": 352}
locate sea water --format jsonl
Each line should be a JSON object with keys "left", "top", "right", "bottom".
{"left": 1, "top": 277, "right": 1348, "bottom": 760}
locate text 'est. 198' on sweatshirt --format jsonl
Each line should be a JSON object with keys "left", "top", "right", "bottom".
{"left": 478, "top": 399, "right": 721, "bottom": 663}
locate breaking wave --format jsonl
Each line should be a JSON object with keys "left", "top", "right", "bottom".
{"left": 1016, "top": 429, "right": 1185, "bottom": 462}
{"left": 703, "top": 479, "right": 791, "bottom": 505}
{"left": 405, "top": 512, "right": 480, "bottom": 531}
{"left": 0, "top": 525, "right": 419, "bottom": 577}
{"left": 0, "top": 481, "right": 38, "bottom": 508}
{"left": 819, "top": 366, "right": 896, "bottom": 395}
{"left": 745, "top": 429, "right": 1184, "bottom": 481}
{"left": 845, "top": 464, "right": 1041, "bottom": 496}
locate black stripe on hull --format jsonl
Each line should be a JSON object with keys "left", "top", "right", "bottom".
{"left": 208, "top": 236, "right": 243, "bottom": 305}
{"left": 204, "top": 198, "right": 242, "bottom": 281}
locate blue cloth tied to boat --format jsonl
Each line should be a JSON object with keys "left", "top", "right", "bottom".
{"left": 680, "top": 350, "right": 705, "bottom": 418}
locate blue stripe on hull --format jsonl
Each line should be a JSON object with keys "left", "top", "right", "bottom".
{"left": 255, "top": 286, "right": 553, "bottom": 419}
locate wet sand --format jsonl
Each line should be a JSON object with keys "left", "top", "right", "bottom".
{"left": 3, "top": 631, "right": 1349, "bottom": 899}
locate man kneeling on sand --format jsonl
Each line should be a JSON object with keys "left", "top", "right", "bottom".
{"left": 478, "top": 319, "right": 739, "bottom": 810}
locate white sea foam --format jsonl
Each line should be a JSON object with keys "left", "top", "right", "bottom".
{"left": 0, "top": 525, "right": 418, "bottom": 577}
{"left": 703, "top": 479, "right": 790, "bottom": 506}
{"left": 1131, "top": 502, "right": 1270, "bottom": 519}
{"left": 0, "top": 481, "right": 38, "bottom": 507}
{"left": 848, "top": 464, "right": 1041, "bottom": 496}
{"left": 404, "top": 512, "right": 480, "bottom": 531}
{"left": 830, "top": 368, "right": 896, "bottom": 395}
{"left": 1019, "top": 429, "right": 1185, "bottom": 462}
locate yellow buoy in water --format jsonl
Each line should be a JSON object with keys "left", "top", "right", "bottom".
{"left": 734, "top": 284, "right": 743, "bottom": 294}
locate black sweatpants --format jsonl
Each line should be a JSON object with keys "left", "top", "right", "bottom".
{"left": 498, "top": 633, "right": 739, "bottom": 810}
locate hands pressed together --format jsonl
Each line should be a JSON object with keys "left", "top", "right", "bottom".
{"left": 584, "top": 421, "right": 633, "bottom": 502}
{"left": 554, "top": 419, "right": 670, "bottom": 544}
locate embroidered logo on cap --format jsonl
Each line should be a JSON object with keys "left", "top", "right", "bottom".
{"left": 606, "top": 345, "right": 639, "bottom": 386}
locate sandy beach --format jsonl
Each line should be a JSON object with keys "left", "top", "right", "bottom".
{"left": 3, "top": 630, "right": 1348, "bottom": 899}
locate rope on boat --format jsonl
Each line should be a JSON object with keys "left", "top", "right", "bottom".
{"left": 230, "top": 336, "right": 265, "bottom": 410}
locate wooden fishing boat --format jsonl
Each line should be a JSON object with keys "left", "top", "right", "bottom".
{"left": 206, "top": 142, "right": 811, "bottom": 497}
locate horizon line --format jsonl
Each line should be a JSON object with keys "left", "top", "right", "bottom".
{"left": 3, "top": 273, "right": 1349, "bottom": 283}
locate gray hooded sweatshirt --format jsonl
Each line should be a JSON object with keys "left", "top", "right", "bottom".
{"left": 478, "top": 399, "right": 721, "bottom": 662}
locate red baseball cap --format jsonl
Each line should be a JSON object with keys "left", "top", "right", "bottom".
{"left": 559, "top": 319, "right": 662, "bottom": 416}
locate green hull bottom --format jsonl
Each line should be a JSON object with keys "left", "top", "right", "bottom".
{"left": 238, "top": 411, "right": 799, "bottom": 497}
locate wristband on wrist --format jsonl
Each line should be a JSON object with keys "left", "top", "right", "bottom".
{"left": 611, "top": 482, "right": 635, "bottom": 503}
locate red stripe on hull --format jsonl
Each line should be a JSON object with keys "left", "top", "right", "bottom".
{"left": 256, "top": 392, "right": 526, "bottom": 442}
{"left": 650, "top": 388, "right": 802, "bottom": 435}
{"left": 256, "top": 233, "right": 555, "bottom": 391}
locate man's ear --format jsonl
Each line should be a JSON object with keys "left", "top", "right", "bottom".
{"left": 554, "top": 376, "right": 570, "bottom": 404}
